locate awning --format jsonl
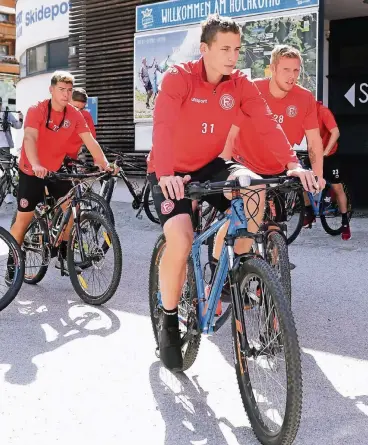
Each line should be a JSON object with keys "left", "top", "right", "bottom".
{"left": 0, "top": 6, "right": 15, "bottom": 15}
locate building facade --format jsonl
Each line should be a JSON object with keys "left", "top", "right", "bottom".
{"left": 15, "top": 0, "right": 69, "bottom": 147}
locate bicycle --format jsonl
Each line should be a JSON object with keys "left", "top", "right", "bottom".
{"left": 285, "top": 151, "right": 353, "bottom": 243}
{"left": 0, "top": 227, "right": 25, "bottom": 311}
{"left": 0, "top": 149, "right": 19, "bottom": 207}
{"left": 97, "top": 147, "right": 159, "bottom": 224}
{"left": 149, "top": 176, "right": 302, "bottom": 445}
{"left": 18, "top": 169, "right": 122, "bottom": 306}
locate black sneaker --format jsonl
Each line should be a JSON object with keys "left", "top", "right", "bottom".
{"left": 55, "top": 259, "right": 82, "bottom": 276}
{"left": 158, "top": 326, "right": 183, "bottom": 372}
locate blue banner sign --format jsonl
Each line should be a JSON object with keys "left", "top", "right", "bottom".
{"left": 136, "top": 0, "right": 319, "bottom": 32}
{"left": 85, "top": 97, "right": 98, "bottom": 125}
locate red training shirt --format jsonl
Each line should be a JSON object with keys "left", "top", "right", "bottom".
{"left": 316, "top": 101, "right": 338, "bottom": 156}
{"left": 148, "top": 58, "right": 291, "bottom": 179}
{"left": 234, "top": 78, "right": 318, "bottom": 175}
{"left": 19, "top": 99, "right": 89, "bottom": 175}
{"left": 66, "top": 109, "right": 97, "bottom": 159}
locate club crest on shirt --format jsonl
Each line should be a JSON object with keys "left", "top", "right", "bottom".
{"left": 63, "top": 120, "right": 71, "bottom": 128}
{"left": 161, "top": 199, "right": 175, "bottom": 215}
{"left": 286, "top": 105, "right": 298, "bottom": 118}
{"left": 219, "top": 94, "right": 235, "bottom": 111}
{"left": 168, "top": 67, "right": 178, "bottom": 75}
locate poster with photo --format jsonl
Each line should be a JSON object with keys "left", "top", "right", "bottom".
{"left": 134, "top": 27, "right": 201, "bottom": 121}
{"left": 237, "top": 12, "right": 318, "bottom": 94}
{"left": 134, "top": 12, "right": 318, "bottom": 123}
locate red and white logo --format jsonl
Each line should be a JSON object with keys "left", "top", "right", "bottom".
{"left": 20, "top": 198, "right": 28, "bottom": 209}
{"left": 161, "top": 199, "right": 175, "bottom": 215}
{"left": 286, "top": 105, "right": 298, "bottom": 118}
{"left": 63, "top": 120, "right": 71, "bottom": 128}
{"left": 219, "top": 94, "right": 235, "bottom": 110}
{"left": 169, "top": 66, "right": 178, "bottom": 75}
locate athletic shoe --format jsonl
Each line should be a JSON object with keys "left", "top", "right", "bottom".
{"left": 341, "top": 225, "right": 351, "bottom": 241}
{"left": 158, "top": 326, "right": 183, "bottom": 372}
{"left": 303, "top": 213, "right": 315, "bottom": 228}
{"left": 55, "top": 260, "right": 82, "bottom": 275}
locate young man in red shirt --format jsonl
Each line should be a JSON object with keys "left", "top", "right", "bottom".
{"left": 68, "top": 87, "right": 96, "bottom": 159}
{"left": 148, "top": 16, "right": 316, "bottom": 372}
{"left": 7, "top": 71, "right": 110, "bottom": 283}
{"left": 303, "top": 101, "right": 351, "bottom": 240}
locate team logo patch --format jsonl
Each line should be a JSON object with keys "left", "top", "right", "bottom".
{"left": 219, "top": 94, "right": 235, "bottom": 110}
{"left": 168, "top": 66, "right": 178, "bottom": 74}
{"left": 63, "top": 120, "right": 71, "bottom": 128}
{"left": 20, "top": 198, "right": 28, "bottom": 209}
{"left": 286, "top": 105, "right": 298, "bottom": 118}
{"left": 161, "top": 199, "right": 175, "bottom": 215}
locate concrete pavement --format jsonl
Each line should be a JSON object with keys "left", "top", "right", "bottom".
{"left": 0, "top": 202, "right": 367, "bottom": 445}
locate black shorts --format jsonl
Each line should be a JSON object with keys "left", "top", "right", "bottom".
{"left": 17, "top": 169, "right": 73, "bottom": 212}
{"left": 144, "top": 81, "right": 153, "bottom": 92}
{"left": 323, "top": 155, "right": 343, "bottom": 184}
{"left": 149, "top": 158, "right": 245, "bottom": 226}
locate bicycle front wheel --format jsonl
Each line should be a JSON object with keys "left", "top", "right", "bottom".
{"left": 320, "top": 183, "right": 352, "bottom": 236}
{"left": 143, "top": 182, "right": 160, "bottom": 224}
{"left": 67, "top": 211, "right": 122, "bottom": 305}
{"left": 0, "top": 227, "right": 24, "bottom": 311}
{"left": 232, "top": 258, "right": 302, "bottom": 445}
{"left": 284, "top": 189, "right": 305, "bottom": 245}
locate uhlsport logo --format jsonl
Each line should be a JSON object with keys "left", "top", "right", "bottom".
{"left": 286, "top": 105, "right": 298, "bottom": 118}
{"left": 141, "top": 8, "right": 153, "bottom": 29}
{"left": 219, "top": 94, "right": 235, "bottom": 111}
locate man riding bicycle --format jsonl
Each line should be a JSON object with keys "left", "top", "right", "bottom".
{"left": 7, "top": 71, "right": 111, "bottom": 284}
{"left": 148, "top": 15, "right": 315, "bottom": 372}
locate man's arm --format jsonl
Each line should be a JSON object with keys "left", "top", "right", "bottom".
{"left": 305, "top": 128, "right": 324, "bottom": 178}
{"left": 23, "top": 127, "right": 48, "bottom": 178}
{"left": 324, "top": 127, "right": 340, "bottom": 156}
{"left": 79, "top": 132, "right": 109, "bottom": 168}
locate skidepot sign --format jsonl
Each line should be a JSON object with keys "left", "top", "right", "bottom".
{"left": 136, "top": 0, "right": 319, "bottom": 31}
{"left": 344, "top": 83, "right": 368, "bottom": 108}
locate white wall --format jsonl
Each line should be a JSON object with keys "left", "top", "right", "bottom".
{"left": 323, "top": 19, "right": 330, "bottom": 105}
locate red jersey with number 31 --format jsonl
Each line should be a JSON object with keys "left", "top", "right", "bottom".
{"left": 19, "top": 99, "right": 89, "bottom": 175}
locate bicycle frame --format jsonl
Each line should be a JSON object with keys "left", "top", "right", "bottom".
{"left": 307, "top": 182, "right": 336, "bottom": 217}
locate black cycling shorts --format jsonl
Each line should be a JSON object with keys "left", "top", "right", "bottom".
{"left": 17, "top": 169, "right": 73, "bottom": 212}
{"left": 148, "top": 158, "right": 247, "bottom": 227}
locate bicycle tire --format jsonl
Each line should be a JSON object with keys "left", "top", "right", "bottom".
{"left": 232, "top": 257, "right": 302, "bottom": 445}
{"left": 265, "top": 231, "right": 291, "bottom": 302}
{"left": 0, "top": 175, "right": 9, "bottom": 207}
{"left": 149, "top": 234, "right": 201, "bottom": 371}
{"left": 284, "top": 189, "right": 305, "bottom": 245}
{"left": 103, "top": 177, "right": 116, "bottom": 205}
{"left": 320, "top": 183, "right": 352, "bottom": 236}
{"left": 11, "top": 210, "right": 49, "bottom": 285}
{"left": 67, "top": 211, "right": 122, "bottom": 305}
{"left": 143, "top": 182, "right": 160, "bottom": 224}
{"left": 0, "top": 227, "right": 25, "bottom": 311}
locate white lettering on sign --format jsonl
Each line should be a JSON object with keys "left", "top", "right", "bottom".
{"left": 359, "top": 83, "right": 368, "bottom": 104}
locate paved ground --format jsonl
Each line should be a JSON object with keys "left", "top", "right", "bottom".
{"left": 0, "top": 202, "right": 367, "bottom": 445}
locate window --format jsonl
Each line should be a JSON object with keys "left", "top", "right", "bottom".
{"left": 0, "top": 45, "right": 9, "bottom": 57}
{"left": 23, "top": 39, "right": 68, "bottom": 77}
{"left": 0, "top": 14, "right": 9, "bottom": 23}
{"left": 28, "top": 44, "right": 47, "bottom": 75}
{"left": 48, "top": 39, "right": 68, "bottom": 70}
{"left": 20, "top": 52, "right": 26, "bottom": 78}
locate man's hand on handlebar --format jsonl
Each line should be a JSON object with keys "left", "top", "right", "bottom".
{"left": 286, "top": 166, "right": 320, "bottom": 193}
{"left": 159, "top": 175, "right": 191, "bottom": 200}
{"left": 32, "top": 164, "right": 48, "bottom": 179}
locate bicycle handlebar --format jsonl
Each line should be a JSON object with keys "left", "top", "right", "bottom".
{"left": 48, "top": 170, "right": 106, "bottom": 181}
{"left": 153, "top": 176, "right": 303, "bottom": 200}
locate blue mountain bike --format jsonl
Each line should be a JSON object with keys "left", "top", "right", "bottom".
{"left": 149, "top": 176, "right": 302, "bottom": 445}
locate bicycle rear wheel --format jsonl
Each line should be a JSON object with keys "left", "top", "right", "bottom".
{"left": 284, "top": 189, "right": 305, "bottom": 245}
{"left": 67, "top": 211, "right": 122, "bottom": 305}
{"left": 320, "top": 183, "right": 352, "bottom": 236}
{"left": 143, "top": 182, "right": 160, "bottom": 224}
{"left": 0, "top": 227, "right": 24, "bottom": 311}
{"left": 149, "top": 234, "right": 201, "bottom": 371}
{"left": 232, "top": 258, "right": 302, "bottom": 445}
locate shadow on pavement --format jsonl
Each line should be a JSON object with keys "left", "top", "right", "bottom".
{"left": 149, "top": 361, "right": 258, "bottom": 445}
{"left": 0, "top": 295, "right": 120, "bottom": 385}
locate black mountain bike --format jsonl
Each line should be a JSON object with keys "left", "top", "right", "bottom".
{"left": 0, "top": 149, "right": 19, "bottom": 207}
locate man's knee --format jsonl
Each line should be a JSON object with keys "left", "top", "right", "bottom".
{"left": 164, "top": 214, "right": 193, "bottom": 258}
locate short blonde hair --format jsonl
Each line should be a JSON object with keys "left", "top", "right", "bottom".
{"left": 270, "top": 45, "right": 302, "bottom": 66}
{"left": 51, "top": 70, "right": 74, "bottom": 86}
